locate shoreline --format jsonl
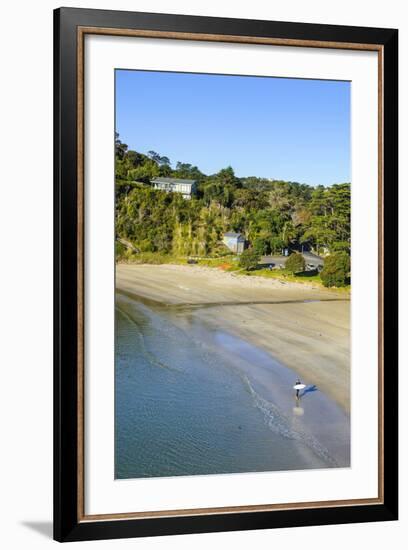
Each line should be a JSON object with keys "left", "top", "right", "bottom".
{"left": 116, "top": 263, "right": 350, "bottom": 413}
{"left": 116, "top": 292, "right": 350, "bottom": 470}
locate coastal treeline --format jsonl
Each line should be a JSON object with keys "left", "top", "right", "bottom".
{"left": 115, "top": 134, "right": 350, "bottom": 260}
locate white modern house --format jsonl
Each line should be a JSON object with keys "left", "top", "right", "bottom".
{"left": 151, "top": 177, "right": 197, "bottom": 200}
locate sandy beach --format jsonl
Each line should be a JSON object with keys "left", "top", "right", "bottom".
{"left": 116, "top": 263, "right": 350, "bottom": 413}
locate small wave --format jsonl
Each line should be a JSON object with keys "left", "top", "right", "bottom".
{"left": 243, "top": 376, "right": 338, "bottom": 467}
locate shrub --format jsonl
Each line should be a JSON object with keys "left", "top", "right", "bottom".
{"left": 132, "top": 252, "right": 175, "bottom": 265}
{"left": 320, "top": 251, "right": 350, "bottom": 287}
{"left": 285, "top": 252, "right": 306, "bottom": 274}
{"left": 239, "top": 248, "right": 261, "bottom": 271}
{"left": 115, "top": 241, "right": 126, "bottom": 260}
{"left": 138, "top": 239, "right": 154, "bottom": 252}
{"left": 331, "top": 241, "right": 351, "bottom": 254}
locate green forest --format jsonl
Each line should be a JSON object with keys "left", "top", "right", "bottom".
{"left": 115, "top": 133, "right": 350, "bottom": 275}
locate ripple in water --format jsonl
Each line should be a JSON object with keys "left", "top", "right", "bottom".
{"left": 243, "top": 376, "right": 337, "bottom": 467}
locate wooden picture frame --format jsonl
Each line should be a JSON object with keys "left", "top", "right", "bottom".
{"left": 54, "top": 7, "right": 398, "bottom": 542}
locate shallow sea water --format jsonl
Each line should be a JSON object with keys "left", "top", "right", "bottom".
{"left": 115, "top": 294, "right": 349, "bottom": 479}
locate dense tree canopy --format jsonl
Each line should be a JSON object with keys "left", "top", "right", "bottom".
{"left": 115, "top": 135, "right": 350, "bottom": 260}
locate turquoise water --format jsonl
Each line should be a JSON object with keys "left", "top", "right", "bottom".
{"left": 115, "top": 295, "right": 349, "bottom": 479}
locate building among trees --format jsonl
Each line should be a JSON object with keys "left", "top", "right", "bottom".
{"left": 151, "top": 177, "right": 197, "bottom": 200}
{"left": 115, "top": 135, "right": 350, "bottom": 264}
{"left": 223, "top": 232, "right": 246, "bottom": 254}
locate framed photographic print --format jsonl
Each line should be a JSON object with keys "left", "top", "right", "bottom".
{"left": 54, "top": 7, "right": 398, "bottom": 542}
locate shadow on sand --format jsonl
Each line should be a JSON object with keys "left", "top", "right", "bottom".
{"left": 300, "top": 384, "right": 318, "bottom": 398}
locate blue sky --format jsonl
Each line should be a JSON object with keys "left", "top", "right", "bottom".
{"left": 115, "top": 70, "right": 350, "bottom": 186}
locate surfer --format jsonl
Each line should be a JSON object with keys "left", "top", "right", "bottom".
{"left": 295, "top": 379, "right": 301, "bottom": 399}
{"left": 294, "top": 378, "right": 306, "bottom": 400}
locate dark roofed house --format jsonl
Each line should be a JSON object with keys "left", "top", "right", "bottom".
{"left": 151, "top": 177, "right": 197, "bottom": 200}
{"left": 223, "top": 232, "right": 246, "bottom": 254}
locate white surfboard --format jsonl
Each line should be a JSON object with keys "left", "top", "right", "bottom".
{"left": 293, "top": 383, "right": 306, "bottom": 390}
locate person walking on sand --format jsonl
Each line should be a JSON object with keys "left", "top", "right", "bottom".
{"left": 295, "top": 378, "right": 301, "bottom": 399}
{"left": 294, "top": 378, "right": 304, "bottom": 400}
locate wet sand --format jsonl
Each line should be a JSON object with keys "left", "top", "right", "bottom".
{"left": 116, "top": 263, "right": 350, "bottom": 413}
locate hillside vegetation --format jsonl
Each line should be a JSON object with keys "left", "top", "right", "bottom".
{"left": 115, "top": 134, "right": 350, "bottom": 269}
